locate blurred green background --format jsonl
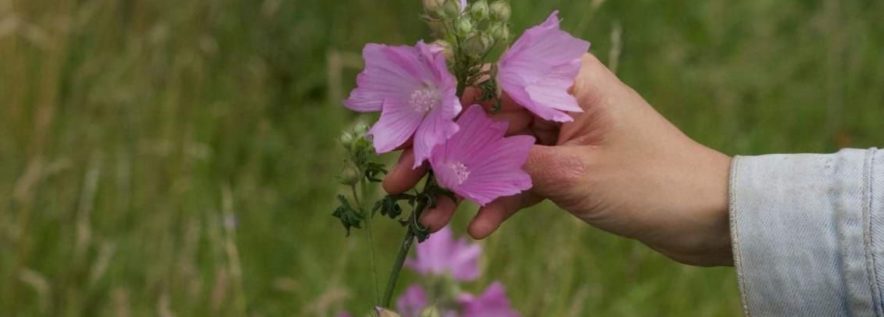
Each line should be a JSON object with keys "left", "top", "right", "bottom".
{"left": 2, "top": 0, "right": 883, "bottom": 316}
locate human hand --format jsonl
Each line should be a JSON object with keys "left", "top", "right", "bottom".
{"left": 384, "top": 53, "right": 733, "bottom": 266}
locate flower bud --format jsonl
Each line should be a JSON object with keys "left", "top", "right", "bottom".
{"left": 426, "top": 19, "right": 446, "bottom": 37}
{"left": 489, "top": 1, "right": 510, "bottom": 21}
{"left": 339, "top": 131, "right": 355, "bottom": 146}
{"left": 353, "top": 122, "right": 369, "bottom": 135}
{"left": 431, "top": 40, "right": 454, "bottom": 61}
{"left": 464, "top": 33, "right": 493, "bottom": 57}
{"left": 441, "top": 0, "right": 462, "bottom": 17}
{"left": 488, "top": 22, "right": 509, "bottom": 42}
{"left": 469, "top": 0, "right": 490, "bottom": 21}
{"left": 339, "top": 168, "right": 360, "bottom": 186}
{"left": 420, "top": 307, "right": 441, "bottom": 317}
{"left": 455, "top": 18, "right": 473, "bottom": 36}
{"left": 376, "top": 307, "right": 400, "bottom": 317}
{"left": 422, "top": 0, "right": 445, "bottom": 13}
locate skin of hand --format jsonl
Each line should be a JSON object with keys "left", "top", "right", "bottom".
{"left": 383, "top": 53, "right": 733, "bottom": 267}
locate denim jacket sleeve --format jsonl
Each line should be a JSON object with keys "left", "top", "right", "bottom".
{"left": 730, "top": 148, "right": 884, "bottom": 316}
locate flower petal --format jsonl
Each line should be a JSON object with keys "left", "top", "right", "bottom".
{"left": 431, "top": 106, "right": 534, "bottom": 206}
{"left": 413, "top": 99, "right": 460, "bottom": 168}
{"left": 459, "top": 282, "right": 520, "bottom": 317}
{"left": 458, "top": 135, "right": 534, "bottom": 205}
{"left": 396, "top": 284, "right": 428, "bottom": 317}
{"left": 449, "top": 238, "right": 482, "bottom": 281}
{"left": 369, "top": 99, "right": 423, "bottom": 153}
{"left": 497, "top": 11, "right": 590, "bottom": 122}
{"left": 406, "top": 226, "right": 482, "bottom": 282}
{"left": 345, "top": 44, "right": 422, "bottom": 112}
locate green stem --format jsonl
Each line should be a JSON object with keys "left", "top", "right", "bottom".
{"left": 380, "top": 173, "right": 435, "bottom": 308}
{"left": 351, "top": 183, "right": 382, "bottom": 306}
{"left": 381, "top": 225, "right": 416, "bottom": 308}
{"left": 366, "top": 214, "right": 381, "bottom": 306}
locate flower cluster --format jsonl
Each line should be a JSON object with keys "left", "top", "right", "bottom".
{"left": 334, "top": 0, "right": 590, "bottom": 312}
{"left": 344, "top": 4, "right": 589, "bottom": 205}
{"left": 396, "top": 226, "right": 519, "bottom": 317}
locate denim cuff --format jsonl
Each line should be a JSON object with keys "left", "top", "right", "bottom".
{"left": 730, "top": 149, "right": 879, "bottom": 316}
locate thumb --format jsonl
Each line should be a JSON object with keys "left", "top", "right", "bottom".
{"left": 523, "top": 145, "right": 587, "bottom": 200}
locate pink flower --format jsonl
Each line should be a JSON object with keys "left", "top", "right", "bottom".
{"left": 397, "top": 284, "right": 428, "bottom": 317}
{"left": 497, "top": 11, "right": 590, "bottom": 122}
{"left": 396, "top": 284, "right": 459, "bottom": 317}
{"left": 345, "top": 41, "right": 461, "bottom": 167}
{"left": 406, "top": 225, "right": 482, "bottom": 281}
{"left": 429, "top": 105, "right": 534, "bottom": 206}
{"left": 458, "top": 282, "right": 520, "bottom": 317}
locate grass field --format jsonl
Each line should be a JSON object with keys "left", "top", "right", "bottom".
{"left": 2, "top": 0, "right": 883, "bottom": 316}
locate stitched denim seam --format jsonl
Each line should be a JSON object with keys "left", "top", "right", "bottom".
{"left": 730, "top": 156, "right": 751, "bottom": 316}
{"left": 866, "top": 149, "right": 882, "bottom": 316}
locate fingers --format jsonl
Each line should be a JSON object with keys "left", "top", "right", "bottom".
{"left": 468, "top": 193, "right": 541, "bottom": 239}
{"left": 523, "top": 145, "right": 586, "bottom": 199}
{"left": 572, "top": 53, "right": 626, "bottom": 110}
{"left": 461, "top": 86, "right": 481, "bottom": 106}
{"left": 419, "top": 195, "right": 458, "bottom": 232}
{"left": 531, "top": 117, "right": 560, "bottom": 145}
{"left": 382, "top": 149, "right": 428, "bottom": 194}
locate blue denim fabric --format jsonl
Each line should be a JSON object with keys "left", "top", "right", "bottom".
{"left": 731, "top": 149, "right": 884, "bottom": 316}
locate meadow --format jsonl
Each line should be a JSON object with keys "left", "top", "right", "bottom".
{"left": 1, "top": 0, "right": 883, "bottom": 316}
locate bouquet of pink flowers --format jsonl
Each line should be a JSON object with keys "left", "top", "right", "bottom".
{"left": 333, "top": 0, "right": 589, "bottom": 315}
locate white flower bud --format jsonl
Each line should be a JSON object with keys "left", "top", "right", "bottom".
{"left": 420, "top": 306, "right": 441, "bottom": 317}
{"left": 464, "top": 33, "right": 493, "bottom": 57}
{"left": 441, "top": 0, "right": 462, "bottom": 18}
{"left": 339, "top": 168, "right": 360, "bottom": 186}
{"left": 469, "top": 0, "right": 490, "bottom": 21}
{"left": 455, "top": 18, "right": 473, "bottom": 36}
{"left": 431, "top": 40, "right": 454, "bottom": 61}
{"left": 488, "top": 22, "right": 509, "bottom": 42}
{"left": 353, "top": 122, "right": 369, "bottom": 135}
{"left": 489, "top": 1, "right": 510, "bottom": 21}
{"left": 339, "top": 131, "right": 354, "bottom": 145}
{"left": 423, "top": 0, "right": 445, "bottom": 12}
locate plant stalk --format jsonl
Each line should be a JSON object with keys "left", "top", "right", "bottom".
{"left": 381, "top": 224, "right": 416, "bottom": 308}
{"left": 380, "top": 173, "right": 435, "bottom": 308}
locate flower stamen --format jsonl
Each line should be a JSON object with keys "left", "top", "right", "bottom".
{"left": 449, "top": 161, "right": 470, "bottom": 185}
{"left": 410, "top": 87, "right": 440, "bottom": 114}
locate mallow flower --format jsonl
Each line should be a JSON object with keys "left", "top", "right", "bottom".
{"left": 430, "top": 105, "right": 534, "bottom": 205}
{"left": 458, "top": 282, "right": 520, "bottom": 317}
{"left": 345, "top": 41, "right": 461, "bottom": 168}
{"left": 406, "top": 225, "right": 482, "bottom": 281}
{"left": 397, "top": 284, "right": 429, "bottom": 317}
{"left": 497, "top": 11, "right": 590, "bottom": 122}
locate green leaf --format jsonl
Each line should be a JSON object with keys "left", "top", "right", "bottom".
{"left": 331, "top": 194, "right": 365, "bottom": 236}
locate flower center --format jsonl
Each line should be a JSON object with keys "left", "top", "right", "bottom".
{"left": 409, "top": 87, "right": 440, "bottom": 114}
{"left": 448, "top": 161, "right": 470, "bottom": 185}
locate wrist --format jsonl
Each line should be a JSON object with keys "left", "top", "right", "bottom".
{"left": 676, "top": 145, "right": 733, "bottom": 266}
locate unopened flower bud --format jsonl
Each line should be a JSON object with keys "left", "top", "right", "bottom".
{"left": 423, "top": 0, "right": 445, "bottom": 13}
{"left": 376, "top": 307, "right": 400, "bottom": 317}
{"left": 339, "top": 168, "right": 360, "bottom": 186}
{"left": 339, "top": 131, "right": 355, "bottom": 146}
{"left": 469, "top": 0, "right": 490, "bottom": 21}
{"left": 426, "top": 19, "right": 446, "bottom": 36}
{"left": 464, "top": 33, "right": 493, "bottom": 57}
{"left": 420, "top": 307, "right": 441, "bottom": 317}
{"left": 488, "top": 23, "right": 509, "bottom": 42}
{"left": 353, "top": 122, "right": 369, "bottom": 135}
{"left": 490, "top": 1, "right": 511, "bottom": 21}
{"left": 441, "top": 0, "right": 462, "bottom": 17}
{"left": 455, "top": 18, "right": 473, "bottom": 36}
{"left": 431, "top": 40, "right": 454, "bottom": 61}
